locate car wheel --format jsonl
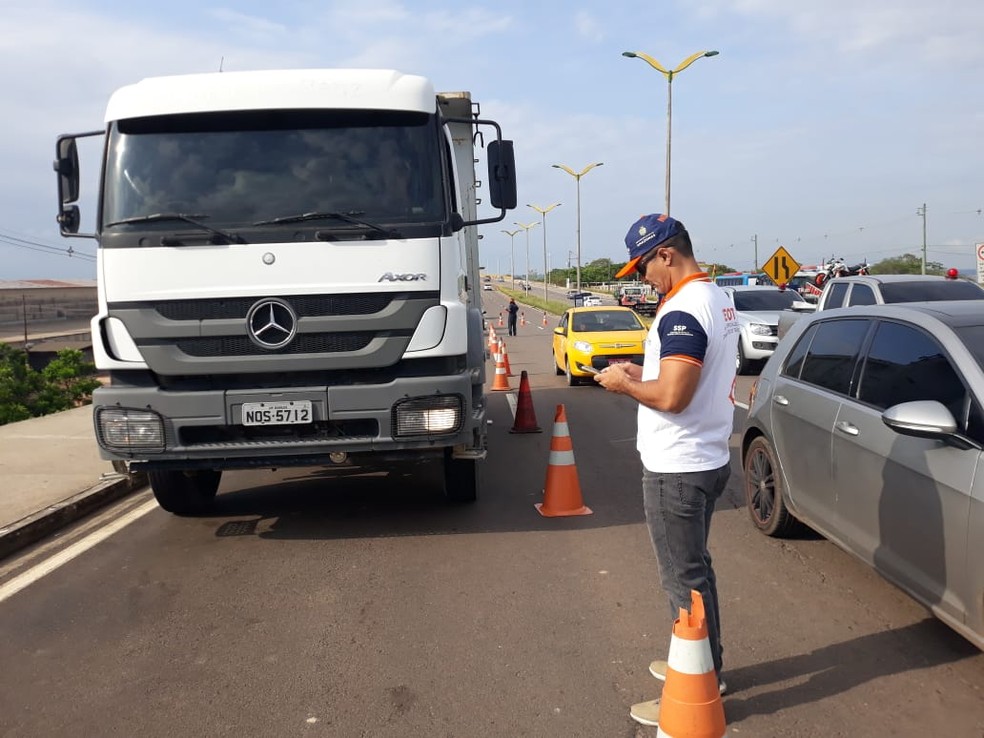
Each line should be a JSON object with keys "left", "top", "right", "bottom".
{"left": 552, "top": 349, "right": 564, "bottom": 375}
{"left": 743, "top": 436, "right": 799, "bottom": 537}
{"left": 565, "top": 358, "right": 579, "bottom": 387}
{"left": 148, "top": 469, "right": 221, "bottom": 516}
{"left": 736, "top": 343, "right": 750, "bottom": 375}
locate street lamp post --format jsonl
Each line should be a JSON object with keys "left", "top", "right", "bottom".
{"left": 622, "top": 49, "right": 719, "bottom": 216}
{"left": 552, "top": 163, "right": 603, "bottom": 293}
{"left": 514, "top": 221, "right": 539, "bottom": 293}
{"left": 501, "top": 229, "right": 521, "bottom": 291}
{"left": 528, "top": 202, "right": 561, "bottom": 304}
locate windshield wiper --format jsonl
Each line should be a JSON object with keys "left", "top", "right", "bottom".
{"left": 253, "top": 211, "right": 399, "bottom": 238}
{"left": 104, "top": 213, "right": 243, "bottom": 244}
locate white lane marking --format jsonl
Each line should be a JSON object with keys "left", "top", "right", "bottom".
{"left": 0, "top": 498, "right": 158, "bottom": 604}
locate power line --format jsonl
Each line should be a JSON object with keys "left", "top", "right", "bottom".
{"left": 0, "top": 231, "right": 96, "bottom": 263}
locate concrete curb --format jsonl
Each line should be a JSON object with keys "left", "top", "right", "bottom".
{"left": 0, "top": 472, "right": 147, "bottom": 560}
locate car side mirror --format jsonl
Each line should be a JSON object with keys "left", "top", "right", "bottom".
{"left": 553, "top": 327, "right": 564, "bottom": 336}
{"left": 881, "top": 400, "right": 976, "bottom": 450}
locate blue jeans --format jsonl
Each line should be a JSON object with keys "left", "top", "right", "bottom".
{"left": 642, "top": 464, "right": 730, "bottom": 675}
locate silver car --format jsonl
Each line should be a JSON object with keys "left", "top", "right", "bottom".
{"left": 720, "top": 285, "right": 808, "bottom": 374}
{"left": 742, "top": 301, "right": 984, "bottom": 650}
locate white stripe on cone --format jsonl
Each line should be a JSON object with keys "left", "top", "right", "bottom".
{"left": 665, "top": 632, "right": 715, "bottom": 675}
{"left": 547, "top": 449, "right": 576, "bottom": 466}
{"left": 552, "top": 421, "right": 570, "bottom": 436}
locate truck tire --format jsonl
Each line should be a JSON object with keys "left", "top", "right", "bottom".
{"left": 743, "top": 436, "right": 800, "bottom": 537}
{"left": 149, "top": 469, "right": 222, "bottom": 516}
{"left": 443, "top": 452, "right": 479, "bottom": 503}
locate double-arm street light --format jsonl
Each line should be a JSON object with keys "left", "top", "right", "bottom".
{"left": 514, "top": 221, "right": 539, "bottom": 291}
{"left": 552, "top": 163, "right": 603, "bottom": 293}
{"left": 528, "top": 202, "right": 561, "bottom": 303}
{"left": 622, "top": 49, "right": 719, "bottom": 216}
{"left": 501, "top": 229, "right": 521, "bottom": 291}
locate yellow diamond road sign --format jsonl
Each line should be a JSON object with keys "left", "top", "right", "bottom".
{"left": 762, "top": 246, "right": 802, "bottom": 285}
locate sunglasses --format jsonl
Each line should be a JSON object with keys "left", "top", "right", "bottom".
{"left": 635, "top": 250, "right": 658, "bottom": 276}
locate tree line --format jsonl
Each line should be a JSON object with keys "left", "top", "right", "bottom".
{"left": 0, "top": 345, "right": 100, "bottom": 426}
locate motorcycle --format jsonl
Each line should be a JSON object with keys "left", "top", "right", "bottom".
{"left": 814, "top": 257, "right": 869, "bottom": 286}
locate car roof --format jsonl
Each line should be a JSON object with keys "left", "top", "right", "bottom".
{"left": 814, "top": 300, "right": 984, "bottom": 328}
{"left": 722, "top": 285, "right": 785, "bottom": 291}
{"left": 567, "top": 305, "right": 639, "bottom": 314}
{"left": 829, "top": 274, "right": 958, "bottom": 284}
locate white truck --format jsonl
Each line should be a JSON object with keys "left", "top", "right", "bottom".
{"left": 54, "top": 69, "right": 517, "bottom": 514}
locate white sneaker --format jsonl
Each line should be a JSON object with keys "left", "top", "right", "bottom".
{"left": 629, "top": 698, "right": 661, "bottom": 727}
{"left": 649, "top": 659, "right": 728, "bottom": 695}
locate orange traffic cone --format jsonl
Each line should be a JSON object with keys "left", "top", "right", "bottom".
{"left": 488, "top": 328, "right": 498, "bottom": 355}
{"left": 542, "top": 311, "right": 548, "bottom": 326}
{"left": 490, "top": 355, "right": 511, "bottom": 391}
{"left": 520, "top": 311, "right": 526, "bottom": 327}
{"left": 535, "top": 404, "right": 591, "bottom": 516}
{"left": 630, "top": 590, "right": 727, "bottom": 734}
{"left": 498, "top": 312, "right": 504, "bottom": 328}
{"left": 498, "top": 339, "right": 514, "bottom": 376}
{"left": 510, "top": 370, "right": 541, "bottom": 434}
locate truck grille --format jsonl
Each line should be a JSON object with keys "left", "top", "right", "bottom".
{"left": 176, "top": 332, "right": 375, "bottom": 357}
{"left": 155, "top": 294, "right": 392, "bottom": 320}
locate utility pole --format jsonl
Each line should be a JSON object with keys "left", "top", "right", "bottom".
{"left": 916, "top": 204, "right": 927, "bottom": 275}
{"left": 751, "top": 234, "right": 758, "bottom": 272}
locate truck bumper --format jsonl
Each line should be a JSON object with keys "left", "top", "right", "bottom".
{"left": 91, "top": 374, "right": 486, "bottom": 470}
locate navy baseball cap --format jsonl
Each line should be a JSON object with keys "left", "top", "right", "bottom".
{"left": 614, "top": 213, "right": 684, "bottom": 279}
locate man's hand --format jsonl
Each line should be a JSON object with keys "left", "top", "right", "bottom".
{"left": 594, "top": 362, "right": 638, "bottom": 393}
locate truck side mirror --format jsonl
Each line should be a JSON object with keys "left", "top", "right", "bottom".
{"left": 486, "top": 140, "right": 517, "bottom": 210}
{"left": 54, "top": 136, "right": 80, "bottom": 205}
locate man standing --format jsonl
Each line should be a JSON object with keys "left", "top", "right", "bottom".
{"left": 595, "top": 214, "right": 738, "bottom": 727}
{"left": 506, "top": 298, "right": 519, "bottom": 336}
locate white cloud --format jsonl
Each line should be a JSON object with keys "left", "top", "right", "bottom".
{"left": 573, "top": 11, "right": 605, "bottom": 43}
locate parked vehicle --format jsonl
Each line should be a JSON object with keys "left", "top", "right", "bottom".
{"left": 54, "top": 69, "right": 517, "bottom": 513}
{"left": 813, "top": 256, "right": 870, "bottom": 286}
{"left": 615, "top": 284, "right": 659, "bottom": 317}
{"left": 551, "top": 307, "right": 647, "bottom": 386}
{"left": 742, "top": 301, "right": 984, "bottom": 650}
{"left": 776, "top": 273, "right": 984, "bottom": 339}
{"left": 714, "top": 272, "right": 769, "bottom": 287}
{"left": 719, "top": 285, "right": 808, "bottom": 374}
{"left": 582, "top": 295, "right": 603, "bottom": 307}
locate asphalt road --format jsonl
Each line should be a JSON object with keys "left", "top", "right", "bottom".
{"left": 1, "top": 291, "right": 981, "bottom": 737}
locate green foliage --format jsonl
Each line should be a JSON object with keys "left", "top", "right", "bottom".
{"left": 0, "top": 346, "right": 101, "bottom": 426}
{"left": 870, "top": 253, "right": 945, "bottom": 275}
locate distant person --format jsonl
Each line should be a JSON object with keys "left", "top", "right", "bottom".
{"left": 594, "top": 214, "right": 739, "bottom": 727}
{"left": 506, "top": 298, "right": 519, "bottom": 336}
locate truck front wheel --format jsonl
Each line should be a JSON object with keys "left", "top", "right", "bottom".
{"left": 443, "top": 452, "right": 479, "bottom": 503}
{"left": 149, "top": 469, "right": 222, "bottom": 516}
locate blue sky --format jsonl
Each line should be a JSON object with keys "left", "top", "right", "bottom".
{"left": 2, "top": 0, "right": 983, "bottom": 280}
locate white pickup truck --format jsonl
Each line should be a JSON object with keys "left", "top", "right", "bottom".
{"left": 776, "top": 274, "right": 984, "bottom": 339}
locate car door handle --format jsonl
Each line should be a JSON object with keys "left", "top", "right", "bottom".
{"left": 773, "top": 395, "right": 789, "bottom": 407}
{"left": 835, "top": 421, "right": 859, "bottom": 436}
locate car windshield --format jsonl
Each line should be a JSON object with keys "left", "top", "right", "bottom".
{"left": 572, "top": 310, "right": 644, "bottom": 332}
{"left": 880, "top": 281, "right": 984, "bottom": 303}
{"left": 102, "top": 109, "right": 446, "bottom": 234}
{"left": 731, "top": 290, "right": 805, "bottom": 311}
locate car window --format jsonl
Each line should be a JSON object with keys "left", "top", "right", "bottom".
{"left": 823, "top": 281, "right": 849, "bottom": 308}
{"left": 798, "top": 319, "right": 870, "bottom": 395}
{"left": 879, "top": 280, "right": 984, "bottom": 303}
{"left": 847, "top": 284, "right": 877, "bottom": 306}
{"left": 730, "top": 290, "right": 805, "bottom": 311}
{"left": 559, "top": 313, "right": 569, "bottom": 331}
{"left": 781, "top": 323, "right": 818, "bottom": 379}
{"left": 857, "top": 321, "right": 966, "bottom": 417}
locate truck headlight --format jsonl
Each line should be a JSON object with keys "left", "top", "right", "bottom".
{"left": 749, "top": 323, "right": 772, "bottom": 336}
{"left": 393, "top": 395, "right": 463, "bottom": 436}
{"left": 96, "top": 407, "right": 165, "bottom": 452}
{"left": 573, "top": 340, "right": 592, "bottom": 352}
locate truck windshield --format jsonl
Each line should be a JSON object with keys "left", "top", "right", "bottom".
{"left": 102, "top": 109, "right": 446, "bottom": 234}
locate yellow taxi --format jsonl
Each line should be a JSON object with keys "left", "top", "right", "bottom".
{"left": 552, "top": 306, "right": 648, "bottom": 386}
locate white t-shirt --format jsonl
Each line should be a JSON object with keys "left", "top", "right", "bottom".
{"left": 637, "top": 273, "right": 739, "bottom": 473}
